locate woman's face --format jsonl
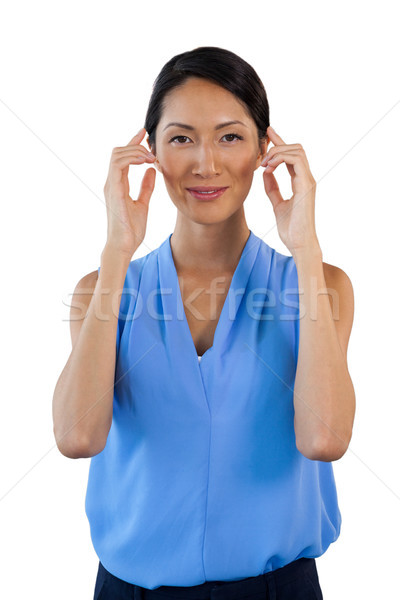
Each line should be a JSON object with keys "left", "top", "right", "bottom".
{"left": 150, "top": 77, "right": 267, "bottom": 224}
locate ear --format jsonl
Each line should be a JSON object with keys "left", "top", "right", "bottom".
{"left": 256, "top": 136, "right": 270, "bottom": 169}
{"left": 153, "top": 160, "right": 163, "bottom": 173}
{"left": 146, "top": 137, "right": 163, "bottom": 173}
{"left": 146, "top": 137, "right": 155, "bottom": 156}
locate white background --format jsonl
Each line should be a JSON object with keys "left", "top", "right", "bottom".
{"left": 1, "top": 1, "right": 399, "bottom": 598}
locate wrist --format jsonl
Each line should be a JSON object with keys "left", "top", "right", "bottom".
{"left": 291, "top": 241, "right": 322, "bottom": 263}
{"left": 101, "top": 244, "right": 135, "bottom": 267}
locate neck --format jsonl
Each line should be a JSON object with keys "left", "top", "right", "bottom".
{"left": 170, "top": 215, "right": 250, "bottom": 275}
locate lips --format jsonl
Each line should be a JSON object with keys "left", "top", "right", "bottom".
{"left": 186, "top": 186, "right": 228, "bottom": 192}
{"left": 186, "top": 187, "right": 228, "bottom": 201}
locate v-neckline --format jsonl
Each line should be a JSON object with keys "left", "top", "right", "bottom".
{"left": 164, "top": 229, "right": 259, "bottom": 363}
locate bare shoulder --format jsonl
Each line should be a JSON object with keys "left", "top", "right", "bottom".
{"left": 72, "top": 269, "right": 99, "bottom": 303}
{"left": 69, "top": 269, "right": 99, "bottom": 349}
{"left": 322, "top": 262, "right": 354, "bottom": 298}
{"left": 75, "top": 269, "right": 99, "bottom": 290}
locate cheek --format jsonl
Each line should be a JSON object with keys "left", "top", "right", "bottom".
{"left": 157, "top": 153, "right": 184, "bottom": 180}
{"left": 234, "top": 155, "right": 256, "bottom": 180}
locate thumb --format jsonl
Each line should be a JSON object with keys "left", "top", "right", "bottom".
{"left": 262, "top": 169, "right": 283, "bottom": 212}
{"left": 137, "top": 168, "right": 156, "bottom": 207}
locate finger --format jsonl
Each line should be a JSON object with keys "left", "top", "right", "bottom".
{"left": 262, "top": 169, "right": 284, "bottom": 211}
{"left": 109, "top": 154, "right": 156, "bottom": 186}
{"left": 137, "top": 168, "right": 156, "bottom": 207}
{"left": 112, "top": 153, "right": 156, "bottom": 170}
{"left": 127, "top": 127, "right": 146, "bottom": 146}
{"left": 113, "top": 146, "right": 155, "bottom": 159}
{"left": 265, "top": 153, "right": 312, "bottom": 193}
{"left": 266, "top": 152, "right": 304, "bottom": 170}
{"left": 261, "top": 145, "right": 302, "bottom": 166}
{"left": 267, "top": 126, "right": 286, "bottom": 145}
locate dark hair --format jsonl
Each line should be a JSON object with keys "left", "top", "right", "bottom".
{"left": 144, "top": 46, "right": 270, "bottom": 154}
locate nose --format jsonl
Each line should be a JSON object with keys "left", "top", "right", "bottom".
{"left": 191, "top": 144, "right": 221, "bottom": 178}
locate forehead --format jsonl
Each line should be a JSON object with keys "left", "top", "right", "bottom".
{"left": 159, "top": 77, "right": 251, "bottom": 125}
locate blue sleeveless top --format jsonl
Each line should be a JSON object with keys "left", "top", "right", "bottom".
{"left": 84, "top": 230, "right": 341, "bottom": 590}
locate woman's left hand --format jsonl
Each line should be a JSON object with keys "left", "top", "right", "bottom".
{"left": 261, "top": 126, "right": 321, "bottom": 256}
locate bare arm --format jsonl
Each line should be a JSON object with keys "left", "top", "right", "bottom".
{"left": 293, "top": 251, "right": 356, "bottom": 462}
{"left": 52, "top": 245, "right": 134, "bottom": 459}
{"left": 53, "top": 127, "right": 156, "bottom": 458}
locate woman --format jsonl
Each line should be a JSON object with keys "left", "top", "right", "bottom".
{"left": 52, "top": 46, "right": 356, "bottom": 599}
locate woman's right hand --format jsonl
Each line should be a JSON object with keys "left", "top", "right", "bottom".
{"left": 103, "top": 127, "right": 157, "bottom": 257}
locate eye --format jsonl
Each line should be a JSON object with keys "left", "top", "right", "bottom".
{"left": 221, "top": 133, "right": 243, "bottom": 142}
{"left": 168, "top": 132, "right": 244, "bottom": 144}
{"left": 169, "top": 135, "right": 191, "bottom": 144}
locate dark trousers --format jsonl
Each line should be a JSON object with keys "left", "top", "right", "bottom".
{"left": 93, "top": 556, "right": 323, "bottom": 599}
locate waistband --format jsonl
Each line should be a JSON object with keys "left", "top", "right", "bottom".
{"left": 129, "top": 556, "right": 316, "bottom": 600}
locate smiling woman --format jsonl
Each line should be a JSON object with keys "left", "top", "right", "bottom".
{"left": 143, "top": 74, "right": 269, "bottom": 242}
{"left": 54, "top": 45, "right": 353, "bottom": 600}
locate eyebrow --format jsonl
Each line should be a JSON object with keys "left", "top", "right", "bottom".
{"left": 162, "top": 120, "right": 247, "bottom": 132}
